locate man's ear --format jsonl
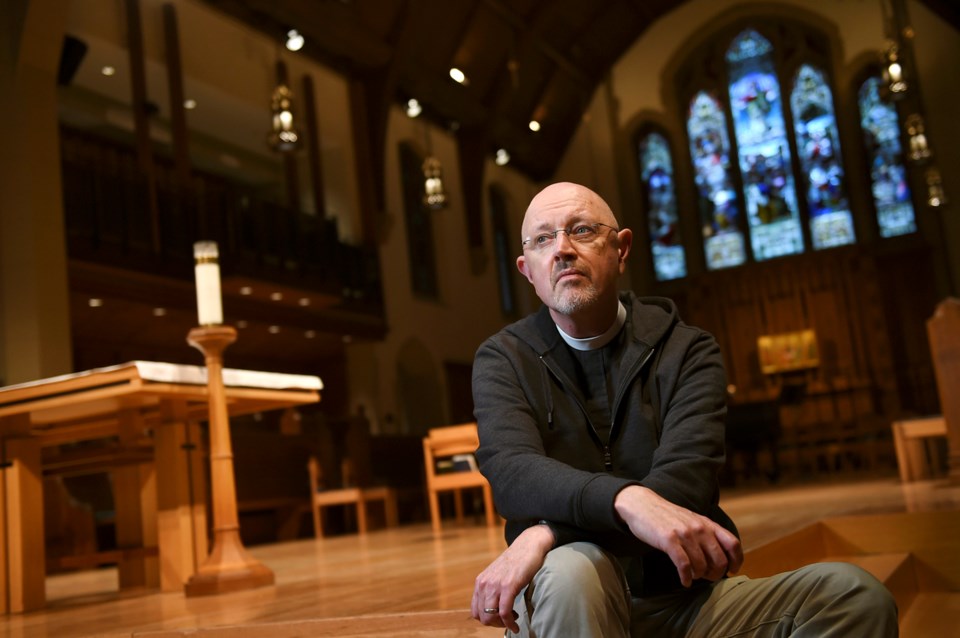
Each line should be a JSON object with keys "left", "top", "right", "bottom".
{"left": 516, "top": 255, "right": 533, "bottom": 283}
{"left": 617, "top": 229, "right": 633, "bottom": 268}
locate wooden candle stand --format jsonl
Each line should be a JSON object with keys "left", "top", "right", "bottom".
{"left": 183, "top": 325, "right": 275, "bottom": 596}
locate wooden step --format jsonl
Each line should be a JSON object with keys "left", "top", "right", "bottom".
{"left": 741, "top": 510, "right": 960, "bottom": 632}
{"left": 899, "top": 591, "right": 960, "bottom": 638}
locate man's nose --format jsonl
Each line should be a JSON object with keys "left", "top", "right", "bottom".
{"left": 552, "top": 230, "right": 577, "bottom": 256}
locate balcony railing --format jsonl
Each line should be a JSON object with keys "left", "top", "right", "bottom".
{"left": 59, "top": 127, "right": 382, "bottom": 309}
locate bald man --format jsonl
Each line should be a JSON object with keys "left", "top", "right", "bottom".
{"left": 469, "top": 183, "right": 897, "bottom": 637}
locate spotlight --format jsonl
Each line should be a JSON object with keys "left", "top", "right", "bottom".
{"left": 286, "top": 29, "right": 304, "bottom": 52}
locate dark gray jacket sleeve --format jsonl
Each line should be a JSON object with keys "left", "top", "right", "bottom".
{"left": 472, "top": 339, "right": 636, "bottom": 536}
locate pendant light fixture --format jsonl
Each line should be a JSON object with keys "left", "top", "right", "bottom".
{"left": 267, "top": 60, "right": 300, "bottom": 152}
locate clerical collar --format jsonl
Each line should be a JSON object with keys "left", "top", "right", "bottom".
{"left": 557, "top": 300, "right": 627, "bottom": 351}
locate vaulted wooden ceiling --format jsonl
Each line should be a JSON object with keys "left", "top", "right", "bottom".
{"left": 199, "top": 0, "right": 959, "bottom": 184}
{"left": 199, "top": 0, "right": 687, "bottom": 182}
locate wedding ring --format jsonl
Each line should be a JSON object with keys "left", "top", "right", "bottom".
{"left": 484, "top": 607, "right": 499, "bottom": 614}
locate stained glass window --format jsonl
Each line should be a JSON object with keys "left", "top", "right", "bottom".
{"left": 639, "top": 132, "right": 686, "bottom": 280}
{"left": 791, "top": 64, "right": 856, "bottom": 249}
{"left": 726, "top": 29, "right": 803, "bottom": 261}
{"left": 687, "top": 91, "right": 746, "bottom": 270}
{"left": 858, "top": 76, "right": 916, "bottom": 237}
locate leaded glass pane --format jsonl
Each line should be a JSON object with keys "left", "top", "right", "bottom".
{"left": 727, "top": 29, "right": 804, "bottom": 260}
{"left": 639, "top": 132, "right": 686, "bottom": 281}
{"left": 858, "top": 76, "right": 916, "bottom": 237}
{"left": 791, "top": 64, "right": 856, "bottom": 249}
{"left": 687, "top": 91, "right": 746, "bottom": 270}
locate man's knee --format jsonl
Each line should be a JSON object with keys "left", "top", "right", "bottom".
{"left": 534, "top": 542, "right": 624, "bottom": 605}
{"left": 823, "top": 562, "right": 897, "bottom": 611}
{"left": 798, "top": 561, "right": 898, "bottom": 630}
{"left": 518, "top": 542, "right": 631, "bottom": 637}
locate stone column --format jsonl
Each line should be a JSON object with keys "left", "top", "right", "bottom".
{"left": 0, "top": 0, "right": 73, "bottom": 386}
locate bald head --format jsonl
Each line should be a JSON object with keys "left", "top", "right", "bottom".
{"left": 516, "top": 182, "right": 632, "bottom": 337}
{"left": 521, "top": 182, "right": 619, "bottom": 241}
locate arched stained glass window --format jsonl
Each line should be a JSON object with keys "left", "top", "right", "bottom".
{"left": 858, "top": 76, "right": 916, "bottom": 237}
{"left": 639, "top": 132, "right": 686, "bottom": 281}
{"left": 687, "top": 91, "right": 746, "bottom": 270}
{"left": 726, "top": 29, "right": 803, "bottom": 261}
{"left": 791, "top": 64, "right": 855, "bottom": 249}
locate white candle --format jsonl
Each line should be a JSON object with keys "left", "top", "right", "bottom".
{"left": 194, "top": 241, "right": 223, "bottom": 326}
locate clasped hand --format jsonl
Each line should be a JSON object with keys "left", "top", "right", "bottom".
{"left": 471, "top": 487, "right": 742, "bottom": 630}
{"left": 615, "top": 484, "right": 742, "bottom": 587}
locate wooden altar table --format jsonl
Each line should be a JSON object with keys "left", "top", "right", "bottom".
{"left": 0, "top": 361, "right": 321, "bottom": 613}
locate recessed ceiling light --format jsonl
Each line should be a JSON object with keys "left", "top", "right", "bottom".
{"left": 298, "top": 297, "right": 310, "bottom": 306}
{"left": 449, "top": 67, "right": 467, "bottom": 84}
{"left": 406, "top": 98, "right": 422, "bottom": 118}
{"left": 495, "top": 148, "right": 510, "bottom": 166}
{"left": 240, "top": 286, "right": 253, "bottom": 295}
{"left": 305, "top": 330, "right": 316, "bottom": 339}
{"left": 237, "top": 320, "right": 248, "bottom": 329}
{"left": 529, "top": 120, "right": 541, "bottom": 132}
{"left": 286, "top": 29, "right": 305, "bottom": 52}
{"left": 89, "top": 298, "right": 103, "bottom": 307}
{"left": 153, "top": 307, "right": 167, "bottom": 317}
{"left": 183, "top": 98, "right": 197, "bottom": 110}
{"left": 268, "top": 325, "right": 280, "bottom": 334}
{"left": 101, "top": 66, "right": 116, "bottom": 76}
{"left": 270, "top": 292, "right": 283, "bottom": 301}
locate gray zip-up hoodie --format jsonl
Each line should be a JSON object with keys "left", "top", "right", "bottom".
{"left": 472, "top": 291, "right": 737, "bottom": 596}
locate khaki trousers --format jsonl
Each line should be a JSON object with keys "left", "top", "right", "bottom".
{"left": 508, "top": 542, "right": 898, "bottom": 638}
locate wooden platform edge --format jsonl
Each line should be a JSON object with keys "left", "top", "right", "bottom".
{"left": 131, "top": 609, "right": 503, "bottom": 638}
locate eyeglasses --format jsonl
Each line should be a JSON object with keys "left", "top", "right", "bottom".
{"left": 521, "top": 222, "right": 619, "bottom": 251}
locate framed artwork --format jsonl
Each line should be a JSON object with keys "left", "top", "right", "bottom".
{"left": 758, "top": 329, "right": 820, "bottom": 374}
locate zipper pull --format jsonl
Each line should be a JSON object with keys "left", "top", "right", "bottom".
{"left": 603, "top": 446, "right": 613, "bottom": 471}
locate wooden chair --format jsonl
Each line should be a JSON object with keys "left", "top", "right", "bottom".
{"left": 422, "top": 423, "right": 498, "bottom": 533}
{"left": 307, "top": 456, "right": 398, "bottom": 537}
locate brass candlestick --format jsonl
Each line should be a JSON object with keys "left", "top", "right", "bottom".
{"left": 183, "top": 325, "right": 274, "bottom": 596}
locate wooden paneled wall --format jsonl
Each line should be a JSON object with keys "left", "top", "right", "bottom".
{"left": 676, "top": 244, "right": 938, "bottom": 420}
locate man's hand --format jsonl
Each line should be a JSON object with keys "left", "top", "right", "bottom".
{"left": 614, "top": 485, "right": 742, "bottom": 587}
{"left": 471, "top": 523, "right": 555, "bottom": 632}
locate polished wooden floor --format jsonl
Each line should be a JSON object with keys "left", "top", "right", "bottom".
{"left": 5, "top": 473, "right": 960, "bottom": 637}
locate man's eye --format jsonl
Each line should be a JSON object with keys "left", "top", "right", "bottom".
{"left": 534, "top": 234, "right": 552, "bottom": 245}
{"left": 572, "top": 224, "right": 594, "bottom": 236}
